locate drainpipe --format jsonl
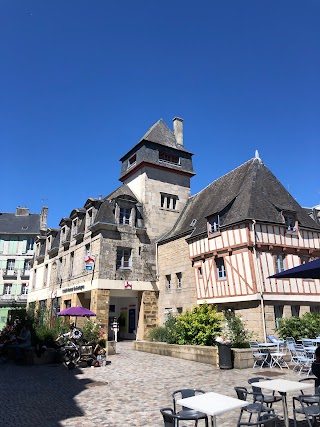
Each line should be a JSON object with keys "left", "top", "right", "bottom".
{"left": 252, "top": 220, "right": 267, "bottom": 342}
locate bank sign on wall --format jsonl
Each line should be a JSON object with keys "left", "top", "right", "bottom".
{"left": 84, "top": 255, "right": 95, "bottom": 271}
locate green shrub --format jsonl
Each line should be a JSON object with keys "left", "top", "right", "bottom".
{"left": 223, "top": 310, "right": 251, "bottom": 348}
{"left": 277, "top": 312, "right": 320, "bottom": 340}
{"left": 82, "top": 319, "right": 105, "bottom": 343}
{"left": 147, "top": 302, "right": 223, "bottom": 346}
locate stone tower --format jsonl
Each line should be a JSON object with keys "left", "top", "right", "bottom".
{"left": 119, "top": 118, "right": 195, "bottom": 242}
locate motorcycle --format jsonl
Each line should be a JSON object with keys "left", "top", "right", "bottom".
{"left": 57, "top": 326, "right": 93, "bottom": 369}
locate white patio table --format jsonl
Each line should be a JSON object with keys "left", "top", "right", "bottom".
{"left": 177, "top": 391, "right": 248, "bottom": 427}
{"left": 250, "top": 379, "right": 312, "bottom": 427}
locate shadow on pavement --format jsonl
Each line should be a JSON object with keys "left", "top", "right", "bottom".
{"left": 0, "top": 362, "right": 94, "bottom": 427}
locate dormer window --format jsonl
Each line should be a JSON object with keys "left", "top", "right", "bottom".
{"left": 71, "top": 219, "right": 78, "bottom": 237}
{"left": 283, "top": 212, "right": 297, "bottom": 232}
{"left": 208, "top": 214, "right": 220, "bottom": 235}
{"left": 159, "top": 151, "right": 180, "bottom": 165}
{"left": 86, "top": 209, "right": 94, "bottom": 229}
{"left": 119, "top": 207, "right": 131, "bottom": 225}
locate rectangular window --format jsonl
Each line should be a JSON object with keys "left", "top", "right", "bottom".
{"left": 64, "top": 299, "right": 71, "bottom": 309}
{"left": 86, "top": 209, "right": 93, "bottom": 228}
{"left": 116, "top": 248, "right": 132, "bottom": 269}
{"left": 165, "top": 274, "right": 171, "bottom": 291}
{"left": 43, "top": 264, "right": 48, "bottom": 287}
{"left": 58, "top": 258, "right": 63, "bottom": 281}
{"left": 274, "top": 305, "right": 284, "bottom": 328}
{"left": 32, "top": 269, "right": 37, "bottom": 290}
{"left": 274, "top": 254, "right": 285, "bottom": 274}
{"left": 300, "top": 256, "right": 310, "bottom": 265}
{"left": 71, "top": 219, "right": 78, "bottom": 237}
{"left": 310, "top": 306, "right": 320, "bottom": 314}
{"left": 24, "top": 260, "right": 31, "bottom": 271}
{"left": 164, "top": 307, "right": 173, "bottom": 320}
{"left": 176, "top": 272, "right": 182, "bottom": 289}
{"left": 26, "top": 238, "right": 34, "bottom": 252}
{"left": 22, "top": 284, "right": 28, "bottom": 295}
{"left": 4, "top": 284, "right": 12, "bottom": 295}
{"left": 7, "top": 259, "right": 15, "bottom": 270}
{"left": 69, "top": 252, "right": 74, "bottom": 276}
{"left": 291, "top": 305, "right": 300, "bottom": 317}
{"left": 159, "top": 152, "right": 180, "bottom": 165}
{"left": 160, "top": 193, "right": 178, "bottom": 210}
{"left": 177, "top": 307, "right": 183, "bottom": 315}
{"left": 85, "top": 244, "right": 90, "bottom": 257}
{"left": 119, "top": 207, "right": 131, "bottom": 225}
{"left": 284, "top": 214, "right": 296, "bottom": 232}
{"left": 128, "top": 154, "right": 136, "bottom": 167}
{"left": 209, "top": 215, "right": 220, "bottom": 234}
{"left": 216, "top": 257, "right": 226, "bottom": 279}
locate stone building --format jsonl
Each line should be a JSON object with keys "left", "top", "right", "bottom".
{"left": 157, "top": 152, "right": 320, "bottom": 340}
{"left": 27, "top": 118, "right": 194, "bottom": 339}
{"left": 0, "top": 206, "right": 47, "bottom": 329}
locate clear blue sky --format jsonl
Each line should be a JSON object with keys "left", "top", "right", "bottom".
{"left": 1, "top": 1, "right": 319, "bottom": 228}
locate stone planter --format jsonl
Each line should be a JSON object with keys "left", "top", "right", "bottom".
{"left": 133, "top": 341, "right": 257, "bottom": 369}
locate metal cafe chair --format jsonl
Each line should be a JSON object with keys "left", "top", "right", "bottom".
{"left": 292, "top": 379, "right": 320, "bottom": 427}
{"left": 248, "top": 378, "right": 282, "bottom": 408}
{"left": 237, "top": 414, "right": 279, "bottom": 427}
{"left": 296, "top": 394, "right": 320, "bottom": 427}
{"left": 249, "top": 342, "right": 270, "bottom": 369}
{"left": 160, "top": 407, "right": 188, "bottom": 427}
{"left": 234, "top": 386, "right": 276, "bottom": 425}
{"left": 172, "top": 389, "right": 209, "bottom": 427}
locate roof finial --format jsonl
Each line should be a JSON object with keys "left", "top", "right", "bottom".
{"left": 255, "top": 149, "right": 260, "bottom": 159}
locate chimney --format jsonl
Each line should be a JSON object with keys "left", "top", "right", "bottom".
{"left": 16, "top": 206, "right": 30, "bottom": 216}
{"left": 40, "top": 206, "right": 48, "bottom": 232}
{"left": 173, "top": 117, "right": 183, "bottom": 146}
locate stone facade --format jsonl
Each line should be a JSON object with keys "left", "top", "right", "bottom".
{"left": 27, "top": 118, "right": 194, "bottom": 341}
{"left": 158, "top": 236, "right": 196, "bottom": 325}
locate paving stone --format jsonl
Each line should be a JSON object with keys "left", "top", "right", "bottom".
{"left": 0, "top": 341, "right": 312, "bottom": 426}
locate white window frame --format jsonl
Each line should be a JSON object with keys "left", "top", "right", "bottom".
{"left": 209, "top": 215, "right": 220, "bottom": 234}
{"left": 216, "top": 257, "right": 226, "bottom": 279}
{"left": 116, "top": 248, "right": 132, "bottom": 270}
{"left": 274, "top": 254, "right": 285, "bottom": 274}
{"left": 165, "top": 274, "right": 171, "bottom": 291}
{"left": 86, "top": 208, "right": 94, "bottom": 229}
{"left": 4, "top": 284, "right": 12, "bottom": 295}
{"left": 176, "top": 272, "right": 182, "bottom": 289}
{"left": 7, "top": 259, "right": 15, "bottom": 270}
{"left": 283, "top": 213, "right": 296, "bottom": 232}
{"left": 119, "top": 207, "right": 131, "bottom": 225}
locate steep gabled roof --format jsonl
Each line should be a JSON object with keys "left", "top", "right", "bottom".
{"left": 0, "top": 212, "right": 41, "bottom": 235}
{"left": 106, "top": 184, "right": 138, "bottom": 202}
{"left": 120, "top": 119, "right": 192, "bottom": 162}
{"left": 160, "top": 157, "right": 320, "bottom": 242}
{"left": 139, "top": 119, "right": 191, "bottom": 153}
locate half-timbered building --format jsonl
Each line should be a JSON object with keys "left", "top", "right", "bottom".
{"left": 157, "top": 152, "right": 320, "bottom": 339}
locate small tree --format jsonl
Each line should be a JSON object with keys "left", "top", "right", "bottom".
{"left": 222, "top": 310, "right": 251, "bottom": 348}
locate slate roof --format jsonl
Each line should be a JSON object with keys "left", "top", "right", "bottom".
{"left": 106, "top": 184, "right": 138, "bottom": 202}
{"left": 0, "top": 212, "right": 41, "bottom": 235}
{"left": 160, "top": 157, "right": 320, "bottom": 243}
{"left": 119, "top": 119, "right": 192, "bottom": 162}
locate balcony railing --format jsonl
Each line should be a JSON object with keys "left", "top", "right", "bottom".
{"left": 20, "top": 269, "right": 31, "bottom": 277}
{"left": 4, "top": 269, "right": 17, "bottom": 276}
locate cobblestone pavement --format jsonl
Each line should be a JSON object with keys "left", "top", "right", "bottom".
{"left": 0, "top": 341, "right": 313, "bottom": 427}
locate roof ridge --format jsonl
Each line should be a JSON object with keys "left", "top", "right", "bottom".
{"left": 190, "top": 158, "right": 258, "bottom": 200}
